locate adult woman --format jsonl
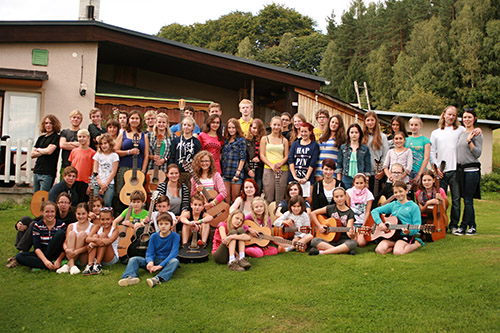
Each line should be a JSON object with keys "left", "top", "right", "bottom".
{"left": 312, "top": 158, "right": 345, "bottom": 210}
{"left": 147, "top": 112, "right": 172, "bottom": 176}
{"left": 221, "top": 118, "right": 246, "bottom": 203}
{"left": 244, "top": 118, "right": 265, "bottom": 193}
{"left": 198, "top": 114, "right": 224, "bottom": 173}
{"left": 15, "top": 201, "right": 67, "bottom": 270}
{"left": 157, "top": 164, "right": 190, "bottom": 216}
{"left": 288, "top": 113, "right": 307, "bottom": 144}
{"left": 32, "top": 114, "right": 61, "bottom": 192}
{"left": 260, "top": 116, "right": 289, "bottom": 204}
{"left": 315, "top": 115, "right": 347, "bottom": 181}
{"left": 454, "top": 108, "right": 482, "bottom": 236}
{"left": 388, "top": 116, "right": 408, "bottom": 149}
{"left": 230, "top": 178, "right": 259, "bottom": 216}
{"left": 362, "top": 111, "right": 389, "bottom": 195}
{"left": 190, "top": 151, "right": 227, "bottom": 210}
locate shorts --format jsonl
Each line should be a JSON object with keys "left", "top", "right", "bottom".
{"left": 311, "top": 237, "right": 357, "bottom": 251}
{"left": 397, "top": 234, "right": 424, "bottom": 246}
{"left": 103, "top": 255, "right": 119, "bottom": 266}
{"left": 223, "top": 176, "right": 243, "bottom": 185}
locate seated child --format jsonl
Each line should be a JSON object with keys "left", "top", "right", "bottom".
{"left": 244, "top": 197, "right": 278, "bottom": 258}
{"left": 373, "top": 163, "right": 414, "bottom": 207}
{"left": 346, "top": 173, "right": 374, "bottom": 247}
{"left": 113, "top": 190, "right": 148, "bottom": 231}
{"left": 179, "top": 194, "right": 213, "bottom": 247}
{"left": 273, "top": 196, "right": 313, "bottom": 252}
{"left": 146, "top": 195, "right": 178, "bottom": 232}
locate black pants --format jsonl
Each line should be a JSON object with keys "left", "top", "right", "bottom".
{"left": 15, "top": 230, "right": 66, "bottom": 269}
{"left": 14, "top": 217, "right": 35, "bottom": 252}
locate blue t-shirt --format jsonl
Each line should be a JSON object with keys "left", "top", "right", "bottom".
{"left": 405, "top": 136, "right": 431, "bottom": 173}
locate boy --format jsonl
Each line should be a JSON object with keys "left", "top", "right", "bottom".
{"left": 69, "top": 129, "right": 96, "bottom": 203}
{"left": 144, "top": 110, "right": 157, "bottom": 134}
{"left": 113, "top": 190, "right": 148, "bottom": 230}
{"left": 48, "top": 166, "right": 79, "bottom": 206}
{"left": 202, "top": 102, "right": 225, "bottom": 135}
{"left": 59, "top": 110, "right": 83, "bottom": 174}
{"left": 179, "top": 194, "right": 213, "bottom": 247}
{"left": 170, "top": 105, "right": 201, "bottom": 135}
{"left": 238, "top": 99, "right": 253, "bottom": 136}
{"left": 143, "top": 195, "right": 178, "bottom": 232}
{"left": 88, "top": 107, "right": 106, "bottom": 151}
{"left": 118, "top": 213, "right": 180, "bottom": 288}
{"left": 313, "top": 109, "right": 330, "bottom": 141}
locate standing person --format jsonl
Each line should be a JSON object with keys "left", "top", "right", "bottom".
{"left": 281, "top": 112, "right": 292, "bottom": 140}
{"left": 383, "top": 131, "right": 413, "bottom": 184}
{"left": 59, "top": 110, "right": 83, "bottom": 175}
{"left": 362, "top": 111, "right": 389, "bottom": 195}
{"left": 312, "top": 159, "right": 345, "bottom": 210}
{"left": 170, "top": 106, "right": 201, "bottom": 135}
{"left": 405, "top": 117, "right": 431, "bottom": 185}
{"left": 69, "top": 129, "right": 96, "bottom": 203}
{"left": 387, "top": 116, "right": 408, "bottom": 149}
{"left": 221, "top": 118, "right": 247, "bottom": 203}
{"left": 118, "top": 110, "right": 128, "bottom": 133}
{"left": 93, "top": 133, "right": 119, "bottom": 207}
{"left": 238, "top": 99, "right": 253, "bottom": 136}
{"left": 244, "top": 119, "right": 265, "bottom": 192}
{"left": 315, "top": 115, "right": 347, "bottom": 181}
{"left": 157, "top": 164, "right": 190, "bottom": 217}
{"left": 288, "top": 113, "right": 307, "bottom": 144}
{"left": 336, "top": 123, "right": 371, "bottom": 189}
{"left": 144, "top": 110, "right": 157, "bottom": 134}
{"left": 454, "top": 108, "right": 482, "bottom": 236}
{"left": 105, "top": 119, "right": 120, "bottom": 140}
{"left": 31, "top": 114, "right": 61, "bottom": 192}
{"left": 88, "top": 107, "right": 106, "bottom": 151}
{"left": 260, "top": 116, "right": 289, "bottom": 204}
{"left": 313, "top": 109, "right": 330, "bottom": 141}
{"left": 147, "top": 112, "right": 172, "bottom": 177}
{"left": 201, "top": 102, "right": 225, "bottom": 135}
{"left": 198, "top": 114, "right": 224, "bottom": 173}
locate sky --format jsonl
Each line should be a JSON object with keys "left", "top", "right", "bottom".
{"left": 0, "top": 0, "right": 361, "bottom": 35}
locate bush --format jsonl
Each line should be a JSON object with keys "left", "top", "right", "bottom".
{"left": 481, "top": 170, "right": 500, "bottom": 193}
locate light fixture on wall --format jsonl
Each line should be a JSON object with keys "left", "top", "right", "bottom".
{"left": 79, "top": 83, "right": 87, "bottom": 96}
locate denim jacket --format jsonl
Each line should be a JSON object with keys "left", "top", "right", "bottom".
{"left": 335, "top": 143, "right": 372, "bottom": 177}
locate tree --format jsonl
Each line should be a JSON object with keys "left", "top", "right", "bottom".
{"left": 157, "top": 23, "right": 193, "bottom": 44}
{"left": 391, "top": 85, "right": 447, "bottom": 115}
{"left": 366, "top": 44, "right": 394, "bottom": 109}
{"left": 236, "top": 36, "right": 255, "bottom": 59}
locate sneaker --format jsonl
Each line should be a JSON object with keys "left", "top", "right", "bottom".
{"left": 92, "top": 263, "right": 102, "bottom": 275}
{"left": 118, "top": 276, "right": 140, "bottom": 287}
{"left": 197, "top": 240, "right": 206, "bottom": 248}
{"left": 70, "top": 265, "right": 81, "bottom": 275}
{"left": 227, "top": 260, "right": 245, "bottom": 271}
{"left": 308, "top": 248, "right": 320, "bottom": 256}
{"left": 450, "top": 227, "right": 458, "bottom": 234}
{"left": 82, "top": 264, "right": 94, "bottom": 276}
{"left": 147, "top": 277, "right": 161, "bottom": 288}
{"left": 452, "top": 228, "right": 465, "bottom": 236}
{"left": 238, "top": 257, "right": 251, "bottom": 270}
{"left": 466, "top": 228, "right": 477, "bottom": 236}
{"left": 6, "top": 258, "right": 19, "bottom": 268}
{"left": 56, "top": 264, "right": 70, "bottom": 274}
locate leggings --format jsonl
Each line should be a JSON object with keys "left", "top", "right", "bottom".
{"left": 212, "top": 228, "right": 245, "bottom": 264}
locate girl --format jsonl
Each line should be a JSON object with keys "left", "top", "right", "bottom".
{"left": 212, "top": 210, "right": 252, "bottom": 271}
{"left": 455, "top": 108, "right": 482, "bottom": 236}
{"left": 383, "top": 131, "right": 413, "bottom": 184}
{"left": 85, "top": 207, "right": 119, "bottom": 275}
{"left": 276, "top": 182, "right": 312, "bottom": 217}
{"left": 57, "top": 203, "right": 93, "bottom": 275}
{"left": 281, "top": 112, "right": 292, "bottom": 140}
{"left": 388, "top": 116, "right": 408, "bottom": 149}
{"left": 179, "top": 194, "right": 214, "bottom": 247}
{"left": 405, "top": 117, "right": 431, "bottom": 184}
{"left": 147, "top": 112, "right": 172, "bottom": 177}
{"left": 157, "top": 164, "right": 190, "bottom": 216}
{"left": 244, "top": 197, "right": 278, "bottom": 258}
{"left": 288, "top": 113, "right": 307, "bottom": 144}
{"left": 346, "top": 174, "right": 374, "bottom": 247}
{"left": 168, "top": 116, "right": 201, "bottom": 188}
{"left": 273, "top": 196, "right": 313, "bottom": 252}
{"left": 312, "top": 158, "right": 345, "bottom": 210}
{"left": 309, "top": 187, "right": 358, "bottom": 255}
{"left": 198, "top": 114, "right": 224, "bottom": 174}
{"left": 118, "top": 110, "right": 128, "bottom": 132}
{"left": 288, "top": 122, "right": 320, "bottom": 196}
{"left": 244, "top": 118, "right": 266, "bottom": 192}
{"left": 32, "top": 114, "right": 61, "bottom": 192}
{"left": 190, "top": 151, "right": 227, "bottom": 212}
{"left": 362, "top": 111, "right": 389, "bottom": 194}
{"left": 416, "top": 170, "right": 448, "bottom": 225}
{"left": 93, "top": 133, "right": 119, "bottom": 207}
{"left": 105, "top": 118, "right": 120, "bottom": 140}
{"left": 260, "top": 116, "right": 289, "bottom": 204}
{"left": 230, "top": 178, "right": 259, "bottom": 215}
{"left": 316, "top": 115, "right": 347, "bottom": 181}
{"left": 336, "top": 123, "right": 371, "bottom": 189}
{"left": 371, "top": 181, "right": 423, "bottom": 255}
{"left": 221, "top": 118, "right": 247, "bottom": 203}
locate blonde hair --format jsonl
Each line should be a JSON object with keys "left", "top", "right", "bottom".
{"left": 154, "top": 112, "right": 172, "bottom": 137}
{"left": 250, "top": 197, "right": 270, "bottom": 228}
{"left": 227, "top": 209, "right": 245, "bottom": 231}
{"left": 144, "top": 110, "right": 157, "bottom": 118}
{"left": 438, "top": 106, "right": 460, "bottom": 130}
{"left": 77, "top": 129, "right": 90, "bottom": 137}
{"left": 239, "top": 99, "right": 253, "bottom": 108}
{"left": 89, "top": 107, "right": 102, "bottom": 117}
{"left": 69, "top": 110, "right": 82, "bottom": 118}
{"left": 289, "top": 113, "right": 307, "bottom": 144}
{"left": 97, "top": 133, "right": 115, "bottom": 153}
{"left": 192, "top": 151, "right": 216, "bottom": 178}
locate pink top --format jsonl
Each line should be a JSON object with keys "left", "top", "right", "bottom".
{"left": 191, "top": 172, "right": 227, "bottom": 204}
{"left": 198, "top": 132, "right": 223, "bottom": 173}
{"left": 212, "top": 222, "right": 249, "bottom": 254}
{"left": 244, "top": 214, "right": 271, "bottom": 228}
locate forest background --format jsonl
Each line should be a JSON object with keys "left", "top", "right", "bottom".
{"left": 157, "top": 0, "right": 500, "bottom": 120}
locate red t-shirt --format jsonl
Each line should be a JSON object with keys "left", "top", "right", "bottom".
{"left": 69, "top": 147, "right": 96, "bottom": 183}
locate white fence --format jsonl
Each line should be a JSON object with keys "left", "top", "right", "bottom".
{"left": 0, "top": 138, "right": 34, "bottom": 185}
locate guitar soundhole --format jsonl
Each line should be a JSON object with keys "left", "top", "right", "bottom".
{"left": 140, "top": 234, "right": 150, "bottom": 242}
{"left": 119, "top": 231, "right": 126, "bottom": 238}
{"left": 130, "top": 178, "right": 138, "bottom": 186}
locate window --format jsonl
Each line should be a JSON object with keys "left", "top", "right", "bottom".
{"left": 2, "top": 91, "right": 41, "bottom": 143}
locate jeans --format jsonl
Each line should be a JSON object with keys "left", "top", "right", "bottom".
{"left": 460, "top": 170, "right": 480, "bottom": 230}
{"left": 101, "top": 183, "right": 115, "bottom": 208}
{"left": 15, "top": 230, "right": 66, "bottom": 269}
{"left": 33, "top": 173, "right": 54, "bottom": 192}
{"left": 440, "top": 171, "right": 460, "bottom": 229}
{"left": 121, "top": 256, "right": 179, "bottom": 282}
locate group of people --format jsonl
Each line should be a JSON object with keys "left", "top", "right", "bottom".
{"left": 7, "top": 102, "right": 482, "bottom": 288}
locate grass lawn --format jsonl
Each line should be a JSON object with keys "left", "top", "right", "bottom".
{"left": 1, "top": 197, "right": 499, "bottom": 332}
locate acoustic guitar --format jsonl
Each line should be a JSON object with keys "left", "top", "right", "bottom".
{"left": 313, "top": 215, "right": 356, "bottom": 243}
{"left": 178, "top": 225, "right": 209, "bottom": 263}
{"left": 423, "top": 161, "right": 448, "bottom": 242}
{"left": 119, "top": 133, "right": 147, "bottom": 205}
{"left": 272, "top": 225, "right": 311, "bottom": 239}
{"left": 127, "top": 191, "right": 159, "bottom": 258}
{"left": 146, "top": 134, "right": 166, "bottom": 193}
{"left": 359, "top": 215, "right": 435, "bottom": 242}
{"left": 88, "top": 173, "right": 100, "bottom": 225}
{"left": 31, "top": 190, "right": 49, "bottom": 217}
{"left": 182, "top": 161, "right": 230, "bottom": 227}
{"left": 244, "top": 220, "right": 306, "bottom": 251}
{"left": 117, "top": 203, "right": 139, "bottom": 264}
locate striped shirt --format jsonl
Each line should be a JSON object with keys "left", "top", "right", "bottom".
{"left": 315, "top": 138, "right": 339, "bottom": 178}
{"left": 32, "top": 219, "right": 67, "bottom": 251}
{"left": 147, "top": 132, "right": 173, "bottom": 172}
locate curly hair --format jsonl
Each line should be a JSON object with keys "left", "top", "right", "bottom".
{"left": 192, "top": 151, "right": 216, "bottom": 178}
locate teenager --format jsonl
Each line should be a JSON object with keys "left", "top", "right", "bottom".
{"left": 244, "top": 118, "right": 265, "bottom": 193}
{"left": 32, "top": 115, "right": 61, "bottom": 192}
{"left": 198, "top": 114, "right": 224, "bottom": 174}
{"left": 238, "top": 99, "right": 253, "bottom": 136}
{"left": 315, "top": 115, "right": 347, "bottom": 181}
{"left": 405, "top": 117, "right": 431, "bottom": 184}
{"left": 59, "top": 110, "right": 83, "bottom": 173}
{"left": 362, "top": 111, "right": 389, "bottom": 195}
{"left": 313, "top": 109, "right": 330, "bottom": 141}
{"left": 221, "top": 118, "right": 247, "bottom": 203}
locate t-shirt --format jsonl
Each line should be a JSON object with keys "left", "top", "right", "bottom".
{"left": 313, "top": 127, "right": 324, "bottom": 141}
{"left": 119, "top": 208, "right": 148, "bottom": 224}
{"left": 69, "top": 147, "right": 96, "bottom": 183}
{"left": 60, "top": 129, "right": 78, "bottom": 168}
{"left": 405, "top": 136, "right": 431, "bottom": 173}
{"left": 325, "top": 204, "right": 355, "bottom": 227}
{"left": 316, "top": 138, "right": 338, "bottom": 178}
{"left": 288, "top": 140, "right": 320, "bottom": 183}
{"left": 93, "top": 152, "right": 119, "bottom": 184}
{"left": 198, "top": 132, "right": 223, "bottom": 173}
{"left": 346, "top": 188, "right": 374, "bottom": 225}
{"left": 212, "top": 221, "right": 249, "bottom": 254}
{"left": 33, "top": 132, "right": 60, "bottom": 177}
{"left": 88, "top": 123, "right": 107, "bottom": 151}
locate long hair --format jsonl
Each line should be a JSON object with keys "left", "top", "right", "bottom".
{"left": 227, "top": 209, "right": 245, "bottom": 232}
{"left": 285, "top": 183, "right": 303, "bottom": 202}
{"left": 225, "top": 118, "right": 244, "bottom": 140}
{"left": 289, "top": 113, "right": 307, "bottom": 144}
{"left": 300, "top": 122, "right": 316, "bottom": 142}
{"left": 192, "top": 151, "right": 216, "bottom": 178}
{"left": 246, "top": 118, "right": 266, "bottom": 142}
{"left": 39, "top": 114, "right": 61, "bottom": 134}
{"left": 154, "top": 112, "right": 172, "bottom": 138}
{"left": 203, "top": 114, "right": 223, "bottom": 142}
{"left": 97, "top": 133, "right": 115, "bottom": 153}
{"left": 319, "top": 115, "right": 346, "bottom": 147}
{"left": 347, "top": 123, "right": 364, "bottom": 145}
{"left": 166, "top": 163, "right": 181, "bottom": 188}
{"left": 438, "top": 106, "right": 460, "bottom": 130}
{"left": 240, "top": 178, "right": 259, "bottom": 201}
{"left": 270, "top": 116, "right": 283, "bottom": 138}
{"left": 418, "top": 169, "right": 438, "bottom": 192}
{"left": 391, "top": 116, "right": 408, "bottom": 137}
{"left": 250, "top": 197, "right": 270, "bottom": 228}
{"left": 362, "top": 111, "right": 382, "bottom": 150}
{"left": 126, "top": 110, "right": 143, "bottom": 133}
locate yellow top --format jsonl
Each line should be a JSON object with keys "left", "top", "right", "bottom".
{"left": 239, "top": 117, "right": 253, "bottom": 136}
{"left": 313, "top": 127, "right": 323, "bottom": 141}
{"left": 263, "top": 138, "right": 288, "bottom": 171}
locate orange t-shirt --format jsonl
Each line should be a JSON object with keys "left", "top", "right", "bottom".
{"left": 69, "top": 147, "right": 96, "bottom": 183}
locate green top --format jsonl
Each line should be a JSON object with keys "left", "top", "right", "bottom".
{"left": 120, "top": 208, "right": 148, "bottom": 224}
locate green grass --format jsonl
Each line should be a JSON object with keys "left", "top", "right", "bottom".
{"left": 1, "top": 202, "right": 499, "bottom": 332}
{"left": 493, "top": 129, "right": 500, "bottom": 171}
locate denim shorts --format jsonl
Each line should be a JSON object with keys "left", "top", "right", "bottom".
{"left": 103, "top": 255, "right": 119, "bottom": 266}
{"left": 223, "top": 176, "right": 243, "bottom": 185}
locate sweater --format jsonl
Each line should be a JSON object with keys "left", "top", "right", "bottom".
{"left": 145, "top": 231, "right": 180, "bottom": 267}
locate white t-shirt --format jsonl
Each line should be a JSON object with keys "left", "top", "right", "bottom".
{"left": 430, "top": 126, "right": 465, "bottom": 172}
{"left": 346, "top": 187, "right": 375, "bottom": 225}
{"left": 93, "top": 152, "right": 119, "bottom": 184}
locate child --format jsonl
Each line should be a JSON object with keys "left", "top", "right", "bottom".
{"left": 88, "top": 107, "right": 106, "bottom": 151}
{"left": 93, "top": 133, "right": 119, "bottom": 207}
{"left": 309, "top": 187, "right": 357, "bottom": 255}
{"left": 105, "top": 118, "right": 120, "bottom": 140}
{"left": 346, "top": 174, "right": 374, "bottom": 247}
{"left": 244, "top": 197, "right": 278, "bottom": 258}
{"left": 48, "top": 166, "right": 79, "bottom": 207}
{"left": 169, "top": 106, "right": 201, "bottom": 135}
{"left": 69, "top": 129, "right": 96, "bottom": 203}
{"left": 415, "top": 170, "right": 448, "bottom": 225}
{"left": 275, "top": 182, "right": 312, "bottom": 217}
{"left": 383, "top": 131, "right": 413, "bottom": 184}
{"left": 313, "top": 109, "right": 330, "bottom": 141}
{"left": 405, "top": 117, "right": 430, "bottom": 184}
{"left": 84, "top": 207, "right": 119, "bottom": 275}
{"left": 179, "top": 194, "right": 214, "bottom": 247}
{"left": 238, "top": 99, "right": 253, "bottom": 136}
{"left": 212, "top": 210, "right": 252, "bottom": 271}
{"left": 147, "top": 112, "right": 172, "bottom": 176}
{"left": 57, "top": 203, "right": 93, "bottom": 275}
{"left": 118, "top": 213, "right": 180, "bottom": 288}
{"left": 146, "top": 195, "right": 178, "bottom": 232}
{"left": 244, "top": 118, "right": 265, "bottom": 192}
{"left": 371, "top": 181, "right": 423, "bottom": 255}
{"left": 88, "top": 196, "right": 104, "bottom": 226}
{"left": 113, "top": 190, "right": 148, "bottom": 231}
{"left": 273, "top": 196, "right": 313, "bottom": 252}
{"left": 374, "top": 163, "right": 413, "bottom": 207}
{"left": 221, "top": 118, "right": 247, "bottom": 203}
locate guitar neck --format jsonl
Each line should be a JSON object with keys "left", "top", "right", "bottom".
{"left": 183, "top": 162, "right": 214, "bottom": 202}
{"left": 258, "top": 233, "right": 293, "bottom": 246}
{"left": 325, "top": 226, "right": 352, "bottom": 233}
{"left": 386, "top": 223, "right": 423, "bottom": 231}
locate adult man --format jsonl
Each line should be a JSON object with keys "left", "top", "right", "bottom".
{"left": 170, "top": 105, "right": 201, "bottom": 135}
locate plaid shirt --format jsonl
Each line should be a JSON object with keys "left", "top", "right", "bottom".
{"left": 147, "top": 132, "right": 172, "bottom": 172}
{"left": 221, "top": 137, "right": 247, "bottom": 179}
